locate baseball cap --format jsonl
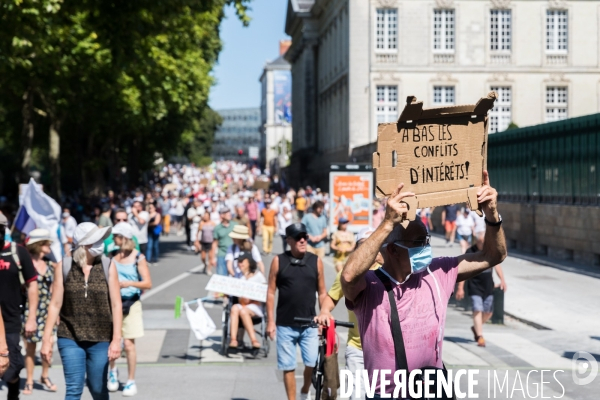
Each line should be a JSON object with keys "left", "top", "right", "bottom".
{"left": 356, "top": 227, "right": 375, "bottom": 243}
{"left": 338, "top": 217, "right": 349, "bottom": 224}
{"left": 219, "top": 207, "right": 231, "bottom": 214}
{"left": 285, "top": 223, "right": 307, "bottom": 239}
{"left": 112, "top": 222, "right": 134, "bottom": 239}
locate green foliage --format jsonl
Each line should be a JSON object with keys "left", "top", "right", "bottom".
{"left": 0, "top": 0, "right": 250, "bottom": 196}
{"left": 506, "top": 122, "right": 519, "bottom": 130}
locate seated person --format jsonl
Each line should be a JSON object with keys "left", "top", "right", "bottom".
{"left": 229, "top": 253, "right": 267, "bottom": 349}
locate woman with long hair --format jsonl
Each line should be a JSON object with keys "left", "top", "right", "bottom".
{"left": 41, "top": 223, "right": 122, "bottom": 400}
{"left": 22, "top": 229, "right": 58, "bottom": 394}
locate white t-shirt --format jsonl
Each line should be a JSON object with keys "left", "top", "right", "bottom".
{"left": 471, "top": 211, "right": 486, "bottom": 234}
{"left": 456, "top": 213, "right": 475, "bottom": 237}
{"left": 225, "top": 243, "right": 262, "bottom": 278}
{"left": 129, "top": 211, "right": 150, "bottom": 244}
{"left": 277, "top": 212, "right": 293, "bottom": 236}
{"left": 61, "top": 216, "right": 77, "bottom": 240}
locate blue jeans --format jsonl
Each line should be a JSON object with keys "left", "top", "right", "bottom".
{"left": 276, "top": 325, "right": 318, "bottom": 370}
{"left": 57, "top": 338, "right": 109, "bottom": 400}
{"left": 217, "top": 256, "right": 228, "bottom": 276}
{"left": 147, "top": 232, "right": 160, "bottom": 262}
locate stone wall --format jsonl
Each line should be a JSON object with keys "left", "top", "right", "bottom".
{"left": 431, "top": 202, "right": 600, "bottom": 267}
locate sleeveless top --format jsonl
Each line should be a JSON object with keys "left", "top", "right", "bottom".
{"left": 58, "top": 259, "right": 113, "bottom": 342}
{"left": 200, "top": 223, "right": 214, "bottom": 243}
{"left": 114, "top": 259, "right": 141, "bottom": 299}
{"left": 275, "top": 251, "right": 318, "bottom": 327}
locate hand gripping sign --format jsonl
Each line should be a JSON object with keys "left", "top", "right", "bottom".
{"left": 372, "top": 92, "right": 497, "bottom": 227}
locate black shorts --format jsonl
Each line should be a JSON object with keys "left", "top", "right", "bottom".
{"left": 1, "top": 333, "right": 24, "bottom": 383}
{"left": 200, "top": 242, "right": 212, "bottom": 252}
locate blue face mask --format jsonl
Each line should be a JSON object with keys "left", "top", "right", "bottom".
{"left": 394, "top": 243, "right": 433, "bottom": 274}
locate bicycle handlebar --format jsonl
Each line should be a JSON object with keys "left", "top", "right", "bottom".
{"left": 294, "top": 317, "right": 354, "bottom": 329}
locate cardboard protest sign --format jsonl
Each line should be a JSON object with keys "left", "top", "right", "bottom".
{"left": 372, "top": 92, "right": 497, "bottom": 224}
{"left": 205, "top": 275, "right": 267, "bottom": 302}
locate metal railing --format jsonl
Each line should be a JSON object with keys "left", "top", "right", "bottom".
{"left": 488, "top": 113, "right": 600, "bottom": 206}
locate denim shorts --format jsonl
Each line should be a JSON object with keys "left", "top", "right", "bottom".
{"left": 471, "top": 294, "right": 494, "bottom": 313}
{"left": 276, "top": 325, "right": 318, "bottom": 370}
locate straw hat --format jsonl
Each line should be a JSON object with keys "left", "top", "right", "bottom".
{"left": 229, "top": 225, "right": 250, "bottom": 240}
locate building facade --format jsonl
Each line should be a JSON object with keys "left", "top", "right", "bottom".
{"left": 260, "top": 41, "right": 293, "bottom": 174}
{"left": 212, "top": 108, "right": 261, "bottom": 162}
{"left": 285, "top": 0, "right": 600, "bottom": 188}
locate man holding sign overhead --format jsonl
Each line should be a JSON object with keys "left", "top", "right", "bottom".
{"left": 341, "top": 171, "right": 506, "bottom": 399}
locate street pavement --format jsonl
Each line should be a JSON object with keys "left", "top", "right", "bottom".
{"left": 3, "top": 232, "right": 599, "bottom": 399}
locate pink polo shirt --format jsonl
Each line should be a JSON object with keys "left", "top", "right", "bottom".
{"left": 246, "top": 202, "right": 258, "bottom": 221}
{"left": 346, "top": 257, "right": 459, "bottom": 396}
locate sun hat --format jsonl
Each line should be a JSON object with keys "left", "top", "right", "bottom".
{"left": 26, "top": 228, "right": 53, "bottom": 245}
{"left": 73, "top": 222, "right": 112, "bottom": 247}
{"left": 229, "top": 225, "right": 250, "bottom": 240}
{"left": 112, "top": 222, "right": 133, "bottom": 239}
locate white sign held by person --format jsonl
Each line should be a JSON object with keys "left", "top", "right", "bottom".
{"left": 205, "top": 275, "right": 267, "bottom": 302}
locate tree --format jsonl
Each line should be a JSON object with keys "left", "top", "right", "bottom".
{"left": 0, "top": 0, "right": 250, "bottom": 198}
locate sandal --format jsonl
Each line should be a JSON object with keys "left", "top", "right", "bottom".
{"left": 23, "top": 383, "right": 33, "bottom": 395}
{"left": 41, "top": 376, "right": 58, "bottom": 392}
{"left": 229, "top": 339, "right": 238, "bottom": 348}
{"left": 251, "top": 340, "right": 261, "bottom": 349}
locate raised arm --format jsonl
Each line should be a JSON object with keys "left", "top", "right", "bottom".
{"left": 341, "top": 184, "right": 414, "bottom": 302}
{"left": 266, "top": 256, "right": 279, "bottom": 340}
{"left": 456, "top": 171, "right": 507, "bottom": 281}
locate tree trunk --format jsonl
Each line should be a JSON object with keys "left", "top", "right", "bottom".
{"left": 20, "top": 88, "right": 35, "bottom": 183}
{"left": 49, "top": 118, "right": 62, "bottom": 198}
{"left": 127, "top": 133, "right": 141, "bottom": 189}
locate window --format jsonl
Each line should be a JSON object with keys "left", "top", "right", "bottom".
{"left": 489, "top": 87, "right": 511, "bottom": 133}
{"left": 433, "top": 9, "right": 455, "bottom": 52}
{"left": 433, "top": 86, "right": 455, "bottom": 105}
{"left": 376, "top": 9, "right": 398, "bottom": 52}
{"left": 490, "top": 10, "right": 511, "bottom": 51}
{"left": 545, "top": 87, "right": 568, "bottom": 122}
{"left": 376, "top": 86, "right": 398, "bottom": 124}
{"left": 546, "top": 10, "right": 568, "bottom": 53}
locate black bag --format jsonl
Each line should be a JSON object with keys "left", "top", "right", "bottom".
{"left": 122, "top": 294, "right": 140, "bottom": 315}
{"left": 374, "top": 269, "right": 455, "bottom": 400}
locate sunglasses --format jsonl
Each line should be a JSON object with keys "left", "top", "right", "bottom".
{"left": 292, "top": 234, "right": 308, "bottom": 242}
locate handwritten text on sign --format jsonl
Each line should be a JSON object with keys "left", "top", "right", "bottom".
{"left": 400, "top": 124, "right": 472, "bottom": 185}
{"left": 205, "top": 275, "right": 267, "bottom": 302}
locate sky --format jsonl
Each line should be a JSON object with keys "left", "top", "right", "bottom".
{"left": 209, "top": 0, "right": 290, "bottom": 111}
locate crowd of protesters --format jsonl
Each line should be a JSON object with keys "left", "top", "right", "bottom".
{"left": 0, "top": 160, "right": 509, "bottom": 400}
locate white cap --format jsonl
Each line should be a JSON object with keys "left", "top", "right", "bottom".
{"left": 112, "top": 222, "right": 133, "bottom": 239}
{"left": 357, "top": 228, "right": 375, "bottom": 243}
{"left": 73, "top": 222, "right": 111, "bottom": 246}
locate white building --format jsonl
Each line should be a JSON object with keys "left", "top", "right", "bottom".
{"left": 259, "top": 46, "right": 293, "bottom": 174}
{"left": 285, "top": 0, "right": 600, "bottom": 187}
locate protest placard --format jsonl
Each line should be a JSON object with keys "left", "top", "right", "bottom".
{"left": 204, "top": 275, "right": 267, "bottom": 302}
{"left": 372, "top": 92, "right": 497, "bottom": 224}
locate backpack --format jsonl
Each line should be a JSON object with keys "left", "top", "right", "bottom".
{"left": 62, "top": 254, "right": 111, "bottom": 283}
